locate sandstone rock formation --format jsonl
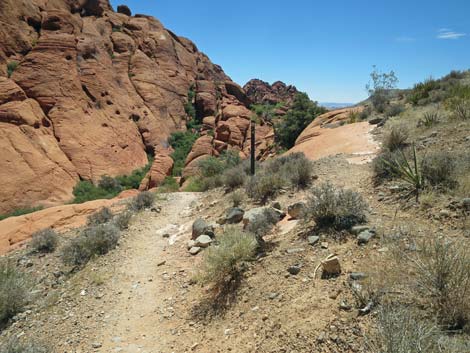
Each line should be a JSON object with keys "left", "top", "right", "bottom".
{"left": 244, "top": 79, "right": 299, "bottom": 106}
{"left": 0, "top": 190, "right": 137, "bottom": 255}
{"left": 0, "top": 0, "right": 268, "bottom": 212}
{"left": 288, "top": 107, "right": 380, "bottom": 164}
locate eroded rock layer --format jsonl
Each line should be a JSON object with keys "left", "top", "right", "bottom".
{"left": 0, "top": 0, "right": 270, "bottom": 212}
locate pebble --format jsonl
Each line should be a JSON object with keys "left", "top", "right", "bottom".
{"left": 357, "top": 230, "right": 374, "bottom": 245}
{"left": 307, "top": 236, "right": 320, "bottom": 246}
{"left": 287, "top": 265, "right": 301, "bottom": 275}
{"left": 349, "top": 272, "right": 367, "bottom": 281}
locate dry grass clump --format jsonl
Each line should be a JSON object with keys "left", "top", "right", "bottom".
{"left": 0, "top": 261, "right": 32, "bottom": 326}
{"left": 245, "top": 173, "right": 286, "bottom": 204}
{"left": 229, "top": 190, "right": 244, "bottom": 207}
{"left": 30, "top": 228, "right": 59, "bottom": 253}
{"left": 196, "top": 227, "right": 257, "bottom": 293}
{"left": 422, "top": 152, "right": 458, "bottom": 190}
{"left": 113, "top": 210, "right": 132, "bottom": 230}
{"left": 383, "top": 125, "right": 409, "bottom": 152}
{"left": 306, "top": 182, "right": 368, "bottom": 231}
{"left": 0, "top": 337, "right": 50, "bottom": 353}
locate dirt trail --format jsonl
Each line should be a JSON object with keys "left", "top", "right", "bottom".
{"left": 85, "top": 192, "right": 201, "bottom": 353}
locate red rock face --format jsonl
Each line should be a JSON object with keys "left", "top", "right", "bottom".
{"left": 243, "top": 79, "right": 299, "bottom": 106}
{"left": 0, "top": 0, "right": 271, "bottom": 212}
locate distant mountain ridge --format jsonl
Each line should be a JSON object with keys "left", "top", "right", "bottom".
{"left": 319, "top": 102, "right": 355, "bottom": 110}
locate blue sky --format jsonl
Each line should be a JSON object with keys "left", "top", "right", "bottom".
{"left": 110, "top": 0, "right": 469, "bottom": 103}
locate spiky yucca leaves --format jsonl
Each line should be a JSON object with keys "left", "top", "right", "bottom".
{"left": 382, "top": 144, "right": 424, "bottom": 201}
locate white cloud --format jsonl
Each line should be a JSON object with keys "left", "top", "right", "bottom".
{"left": 437, "top": 29, "right": 466, "bottom": 40}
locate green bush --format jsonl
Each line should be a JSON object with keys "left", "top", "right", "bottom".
{"left": 6, "top": 61, "right": 19, "bottom": 78}
{"left": 0, "top": 206, "right": 43, "bottom": 222}
{"left": 182, "top": 177, "right": 205, "bottom": 192}
{"left": 30, "top": 228, "right": 58, "bottom": 253}
{"left": 275, "top": 92, "right": 326, "bottom": 149}
{"left": 184, "top": 84, "right": 197, "bottom": 122}
{"left": 385, "top": 104, "right": 405, "bottom": 118}
{"left": 129, "top": 191, "right": 154, "bottom": 211}
{"left": 0, "top": 261, "right": 32, "bottom": 326}
{"left": 306, "top": 182, "right": 367, "bottom": 231}
{"left": 198, "top": 156, "right": 225, "bottom": 178}
{"left": 72, "top": 160, "right": 152, "bottom": 204}
{"left": 251, "top": 102, "right": 284, "bottom": 121}
{"left": 229, "top": 190, "right": 244, "bottom": 207}
{"left": 61, "top": 224, "right": 120, "bottom": 266}
{"left": 87, "top": 207, "right": 114, "bottom": 226}
{"left": 196, "top": 227, "right": 257, "bottom": 292}
{"left": 0, "top": 337, "right": 50, "bottom": 353}
{"left": 168, "top": 131, "right": 199, "bottom": 176}
{"left": 407, "top": 78, "right": 440, "bottom": 105}
{"left": 418, "top": 111, "right": 441, "bottom": 128}
{"left": 158, "top": 176, "right": 180, "bottom": 192}
{"left": 422, "top": 152, "right": 458, "bottom": 189}
{"left": 383, "top": 125, "right": 408, "bottom": 152}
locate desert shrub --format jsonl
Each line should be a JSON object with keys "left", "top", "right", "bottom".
{"left": 244, "top": 208, "right": 279, "bottom": 239}
{"left": 129, "top": 191, "right": 154, "bottom": 211}
{"left": 245, "top": 173, "right": 286, "bottom": 204}
{"left": 449, "top": 99, "right": 470, "bottom": 120}
{"left": 370, "top": 304, "right": 439, "bottom": 353}
{"left": 0, "top": 337, "right": 50, "bottom": 353}
{"left": 285, "top": 157, "right": 314, "bottom": 188}
{"left": 422, "top": 152, "right": 458, "bottom": 189}
{"left": 0, "top": 261, "right": 32, "bottom": 326}
{"left": 6, "top": 61, "right": 19, "bottom": 78}
{"left": 184, "top": 84, "right": 197, "bottom": 122}
{"left": 418, "top": 111, "right": 441, "bottom": 128}
{"left": 409, "top": 237, "right": 470, "bottom": 330}
{"left": 182, "top": 177, "right": 204, "bottom": 192}
{"left": 30, "top": 228, "right": 58, "bottom": 253}
{"left": 275, "top": 92, "right": 326, "bottom": 148}
{"left": 61, "top": 224, "right": 120, "bottom": 266}
{"left": 198, "top": 156, "right": 225, "bottom": 178}
{"left": 72, "top": 181, "right": 113, "bottom": 203}
{"left": 223, "top": 165, "right": 247, "bottom": 190}
{"left": 407, "top": 78, "right": 440, "bottom": 106}
{"left": 168, "top": 131, "right": 199, "bottom": 176}
{"left": 0, "top": 206, "right": 43, "bottom": 222}
{"left": 113, "top": 211, "right": 132, "bottom": 230}
{"left": 229, "top": 190, "right": 244, "bottom": 207}
{"left": 158, "top": 176, "right": 179, "bottom": 192}
{"left": 98, "top": 175, "right": 121, "bottom": 193}
{"left": 196, "top": 227, "right": 257, "bottom": 291}
{"left": 385, "top": 104, "right": 404, "bottom": 118}
{"left": 348, "top": 110, "right": 360, "bottom": 123}
{"left": 306, "top": 182, "right": 367, "bottom": 230}
{"left": 87, "top": 207, "right": 113, "bottom": 226}
{"left": 383, "top": 125, "right": 408, "bottom": 152}
{"left": 372, "top": 150, "right": 403, "bottom": 183}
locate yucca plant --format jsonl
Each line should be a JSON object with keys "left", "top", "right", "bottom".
{"left": 382, "top": 144, "right": 424, "bottom": 201}
{"left": 418, "top": 111, "right": 441, "bottom": 128}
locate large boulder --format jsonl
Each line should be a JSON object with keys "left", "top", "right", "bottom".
{"left": 242, "top": 207, "right": 284, "bottom": 228}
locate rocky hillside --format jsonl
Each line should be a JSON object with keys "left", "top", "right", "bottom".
{"left": 244, "top": 79, "right": 299, "bottom": 106}
{"left": 0, "top": 0, "right": 274, "bottom": 214}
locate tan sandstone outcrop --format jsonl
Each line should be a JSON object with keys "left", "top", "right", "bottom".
{"left": 288, "top": 107, "right": 380, "bottom": 164}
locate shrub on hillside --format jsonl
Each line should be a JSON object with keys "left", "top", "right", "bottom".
{"left": 275, "top": 92, "right": 326, "bottom": 149}
{"left": 383, "top": 125, "right": 408, "bottom": 152}
{"left": 30, "top": 228, "right": 59, "bottom": 253}
{"left": 229, "top": 190, "right": 245, "bottom": 207}
{"left": 61, "top": 224, "right": 120, "bottom": 267}
{"left": 372, "top": 150, "right": 403, "bottom": 183}
{"left": 407, "top": 78, "right": 440, "bottom": 106}
{"left": 158, "top": 176, "right": 179, "bottom": 192}
{"left": 223, "top": 165, "right": 247, "bottom": 190}
{"left": 422, "top": 152, "right": 458, "bottom": 189}
{"left": 98, "top": 175, "right": 121, "bottom": 193}
{"left": 385, "top": 104, "right": 405, "bottom": 118}
{"left": 245, "top": 173, "right": 286, "bottom": 204}
{"left": 87, "top": 207, "right": 114, "bottom": 226}
{"left": 0, "top": 337, "right": 50, "bottom": 353}
{"left": 196, "top": 227, "right": 257, "bottom": 292}
{"left": 264, "top": 152, "right": 313, "bottom": 188}
{"left": 0, "top": 261, "right": 32, "bottom": 326}
{"left": 306, "top": 182, "right": 367, "bottom": 231}
{"left": 129, "top": 191, "right": 154, "bottom": 211}
{"left": 409, "top": 237, "right": 470, "bottom": 330}
{"left": 6, "top": 61, "right": 18, "bottom": 78}
{"left": 113, "top": 211, "right": 132, "bottom": 230}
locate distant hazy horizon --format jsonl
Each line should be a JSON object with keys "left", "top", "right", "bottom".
{"left": 111, "top": 0, "right": 470, "bottom": 103}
